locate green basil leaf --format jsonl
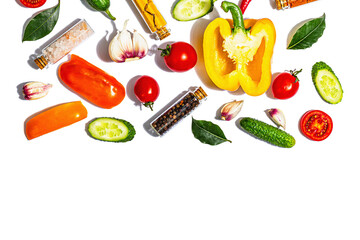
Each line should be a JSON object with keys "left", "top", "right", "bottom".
{"left": 22, "top": 1, "right": 61, "bottom": 42}
{"left": 191, "top": 117, "right": 231, "bottom": 145}
{"left": 287, "top": 13, "right": 326, "bottom": 50}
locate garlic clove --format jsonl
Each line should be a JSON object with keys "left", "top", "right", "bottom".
{"left": 23, "top": 81, "right": 52, "bottom": 100}
{"left": 109, "top": 31, "right": 126, "bottom": 62}
{"left": 133, "top": 30, "right": 148, "bottom": 59}
{"left": 266, "top": 108, "right": 286, "bottom": 129}
{"left": 220, "top": 100, "right": 244, "bottom": 121}
{"left": 118, "top": 21, "right": 134, "bottom": 58}
{"left": 108, "top": 20, "right": 149, "bottom": 63}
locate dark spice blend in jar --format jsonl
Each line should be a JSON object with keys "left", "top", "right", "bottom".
{"left": 151, "top": 86, "right": 207, "bottom": 136}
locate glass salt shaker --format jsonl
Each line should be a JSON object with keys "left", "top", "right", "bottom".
{"left": 34, "top": 19, "right": 94, "bottom": 70}
{"left": 150, "top": 86, "right": 207, "bottom": 136}
{"left": 275, "top": 0, "right": 318, "bottom": 10}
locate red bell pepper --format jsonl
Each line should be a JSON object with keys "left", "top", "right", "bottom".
{"left": 58, "top": 54, "right": 125, "bottom": 109}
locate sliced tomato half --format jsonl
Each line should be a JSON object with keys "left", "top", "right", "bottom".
{"left": 20, "top": 0, "right": 46, "bottom": 8}
{"left": 300, "top": 110, "right": 333, "bottom": 141}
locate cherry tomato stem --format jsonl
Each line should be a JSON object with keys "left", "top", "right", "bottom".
{"left": 289, "top": 69, "right": 302, "bottom": 82}
{"left": 158, "top": 45, "right": 172, "bottom": 57}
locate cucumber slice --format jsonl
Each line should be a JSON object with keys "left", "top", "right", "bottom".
{"left": 312, "top": 61, "right": 343, "bottom": 104}
{"left": 172, "top": 0, "right": 215, "bottom": 21}
{"left": 88, "top": 117, "right": 135, "bottom": 142}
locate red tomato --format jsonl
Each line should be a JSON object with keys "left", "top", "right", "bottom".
{"left": 134, "top": 76, "right": 160, "bottom": 111}
{"left": 272, "top": 69, "right": 302, "bottom": 99}
{"left": 300, "top": 110, "right": 333, "bottom": 141}
{"left": 20, "top": 0, "right": 46, "bottom": 8}
{"left": 159, "top": 42, "right": 197, "bottom": 72}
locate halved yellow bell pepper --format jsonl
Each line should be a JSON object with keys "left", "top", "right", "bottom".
{"left": 203, "top": 1, "right": 276, "bottom": 96}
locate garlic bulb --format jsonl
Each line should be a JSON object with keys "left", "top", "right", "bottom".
{"left": 109, "top": 20, "right": 148, "bottom": 63}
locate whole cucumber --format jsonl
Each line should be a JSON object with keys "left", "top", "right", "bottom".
{"left": 240, "top": 117, "right": 295, "bottom": 148}
{"left": 86, "top": 0, "right": 116, "bottom": 20}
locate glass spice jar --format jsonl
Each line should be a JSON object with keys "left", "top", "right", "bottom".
{"left": 130, "top": 0, "right": 170, "bottom": 40}
{"left": 275, "top": 0, "right": 318, "bottom": 10}
{"left": 150, "top": 86, "right": 207, "bottom": 136}
{"left": 34, "top": 19, "right": 94, "bottom": 70}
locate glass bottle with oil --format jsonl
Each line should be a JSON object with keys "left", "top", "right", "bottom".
{"left": 275, "top": 0, "right": 318, "bottom": 10}
{"left": 130, "top": 0, "right": 170, "bottom": 40}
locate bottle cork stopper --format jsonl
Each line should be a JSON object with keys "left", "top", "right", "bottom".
{"left": 194, "top": 86, "right": 207, "bottom": 100}
{"left": 34, "top": 55, "right": 48, "bottom": 70}
{"left": 156, "top": 26, "right": 170, "bottom": 40}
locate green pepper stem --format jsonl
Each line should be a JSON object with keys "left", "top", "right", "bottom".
{"left": 221, "top": 1, "right": 246, "bottom": 34}
{"left": 105, "top": 9, "right": 116, "bottom": 20}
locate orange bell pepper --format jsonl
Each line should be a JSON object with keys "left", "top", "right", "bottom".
{"left": 58, "top": 54, "right": 125, "bottom": 109}
{"left": 25, "top": 101, "right": 88, "bottom": 140}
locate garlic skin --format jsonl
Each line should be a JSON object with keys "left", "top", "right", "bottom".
{"left": 266, "top": 108, "right": 286, "bottom": 129}
{"left": 23, "top": 82, "right": 52, "bottom": 100}
{"left": 109, "top": 20, "right": 148, "bottom": 63}
{"left": 220, "top": 100, "right": 244, "bottom": 121}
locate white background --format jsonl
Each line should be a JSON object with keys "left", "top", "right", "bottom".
{"left": 1, "top": 0, "right": 360, "bottom": 239}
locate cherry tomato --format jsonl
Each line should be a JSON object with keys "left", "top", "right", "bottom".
{"left": 20, "top": 0, "right": 46, "bottom": 8}
{"left": 159, "top": 42, "right": 197, "bottom": 72}
{"left": 300, "top": 110, "right": 333, "bottom": 141}
{"left": 272, "top": 69, "right": 302, "bottom": 99}
{"left": 134, "top": 75, "right": 160, "bottom": 111}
